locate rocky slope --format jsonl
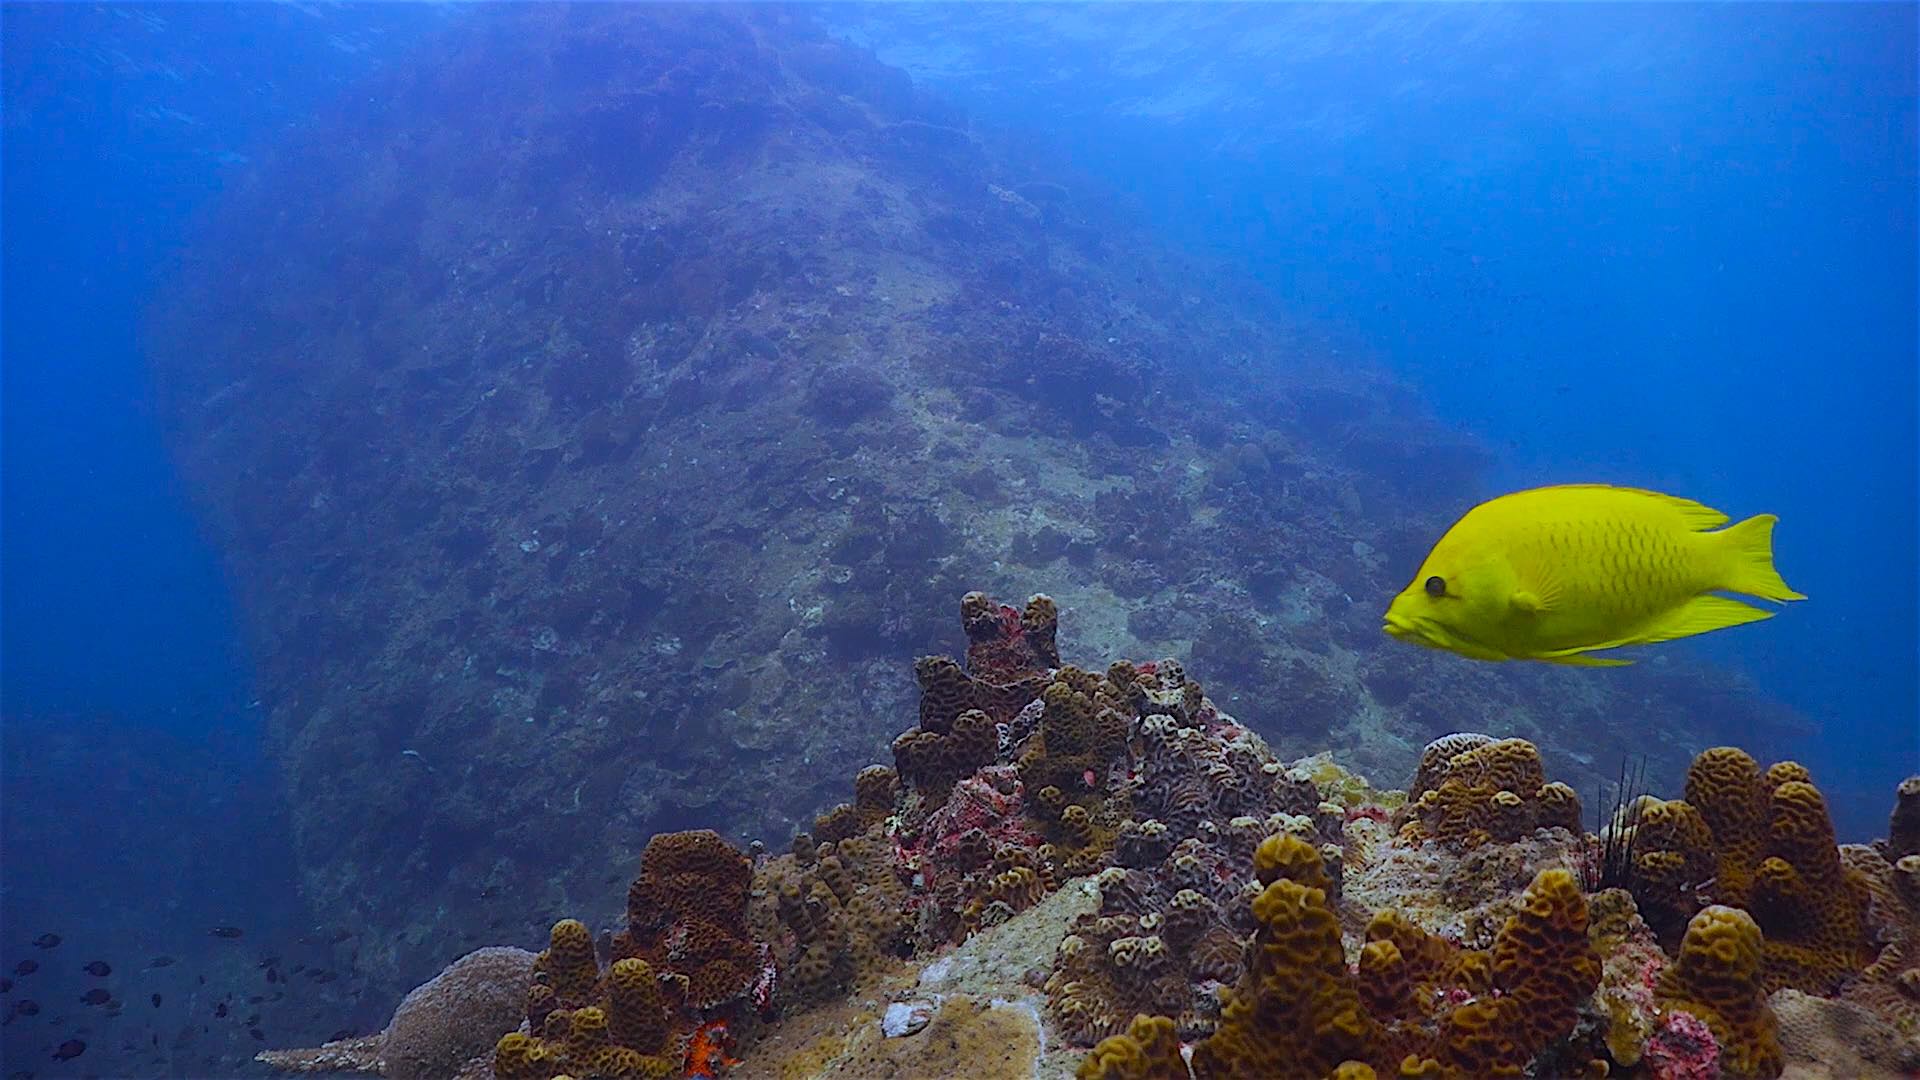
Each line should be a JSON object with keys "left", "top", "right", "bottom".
{"left": 147, "top": 4, "right": 1790, "bottom": 995}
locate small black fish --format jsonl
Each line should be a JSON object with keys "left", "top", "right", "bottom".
{"left": 248, "top": 1026, "right": 266, "bottom": 1042}
{"left": 51, "top": 1038, "right": 84, "bottom": 1061}
{"left": 9, "top": 1068, "right": 33, "bottom": 1079}
{"left": 256, "top": 955, "right": 279, "bottom": 969}
{"left": 151, "top": 993, "right": 162, "bottom": 1008}
{"left": 31, "top": 934, "right": 60, "bottom": 950}
{"left": 213, "top": 1002, "right": 228, "bottom": 1018}
{"left": 13, "top": 960, "right": 36, "bottom": 976}
{"left": 15, "top": 1000, "right": 38, "bottom": 1015}
{"left": 245, "top": 1012, "right": 260, "bottom": 1026}
{"left": 266, "top": 968, "right": 280, "bottom": 984}
{"left": 328, "top": 1029, "right": 354, "bottom": 1041}
{"left": 325, "top": 929, "right": 352, "bottom": 945}
{"left": 197, "top": 974, "right": 206, "bottom": 985}
{"left": 80, "top": 988, "right": 111, "bottom": 1006}
{"left": 147, "top": 956, "right": 175, "bottom": 969}
{"left": 82, "top": 961, "right": 110, "bottom": 977}
{"left": 210, "top": 927, "right": 243, "bottom": 939}
{"left": 291, "top": 964, "right": 307, "bottom": 975}
{"left": 310, "top": 970, "right": 338, "bottom": 984}
{"left": 1, "top": 977, "right": 10, "bottom": 993}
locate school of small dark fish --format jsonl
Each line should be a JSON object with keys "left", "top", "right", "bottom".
{"left": 0, "top": 924, "right": 367, "bottom": 1074}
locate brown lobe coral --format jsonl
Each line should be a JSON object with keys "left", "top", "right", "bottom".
{"left": 1655, "top": 905, "right": 1783, "bottom": 1079}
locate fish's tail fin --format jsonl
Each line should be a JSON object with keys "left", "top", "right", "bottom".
{"left": 1717, "top": 513, "right": 1807, "bottom": 602}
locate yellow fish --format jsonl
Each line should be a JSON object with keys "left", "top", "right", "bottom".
{"left": 1382, "top": 484, "right": 1805, "bottom": 666}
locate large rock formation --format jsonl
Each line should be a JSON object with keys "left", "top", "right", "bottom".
{"left": 148, "top": 5, "right": 1780, "bottom": 992}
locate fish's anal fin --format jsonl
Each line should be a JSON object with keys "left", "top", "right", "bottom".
{"left": 1633, "top": 594, "right": 1776, "bottom": 645}
{"left": 1540, "top": 652, "right": 1635, "bottom": 667}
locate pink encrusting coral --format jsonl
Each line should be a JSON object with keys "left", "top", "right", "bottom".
{"left": 1642, "top": 1009, "right": 1722, "bottom": 1080}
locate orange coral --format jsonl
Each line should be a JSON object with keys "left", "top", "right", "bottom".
{"left": 1189, "top": 839, "right": 1598, "bottom": 1080}
{"left": 1683, "top": 747, "right": 1771, "bottom": 904}
{"left": 893, "top": 657, "right": 1000, "bottom": 796}
{"left": 534, "top": 919, "right": 601, "bottom": 1007}
{"left": 503, "top": 830, "right": 765, "bottom": 1080}
{"left": 853, "top": 764, "right": 898, "bottom": 826}
{"left": 1491, "top": 868, "right": 1602, "bottom": 1058}
{"left": 1654, "top": 905, "right": 1782, "bottom": 1079}
{"left": 961, "top": 591, "right": 1059, "bottom": 707}
{"left": 1650, "top": 749, "right": 1873, "bottom": 993}
{"left": 605, "top": 958, "right": 670, "bottom": 1054}
{"left": 1017, "top": 669, "right": 1129, "bottom": 801}
{"left": 1394, "top": 737, "right": 1581, "bottom": 848}
{"left": 1077, "top": 1014, "right": 1188, "bottom": 1080}
{"left": 1189, "top": 835, "right": 1376, "bottom": 1079}
{"left": 1751, "top": 779, "right": 1874, "bottom": 991}
{"left": 1623, "top": 796, "right": 1716, "bottom": 932}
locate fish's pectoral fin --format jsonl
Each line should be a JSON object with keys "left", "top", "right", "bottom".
{"left": 1511, "top": 578, "right": 1569, "bottom": 614}
{"left": 1633, "top": 594, "right": 1776, "bottom": 644}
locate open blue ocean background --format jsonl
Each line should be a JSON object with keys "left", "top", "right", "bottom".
{"left": 2, "top": 4, "right": 1913, "bottom": 1074}
{"left": 823, "top": 2, "right": 1918, "bottom": 832}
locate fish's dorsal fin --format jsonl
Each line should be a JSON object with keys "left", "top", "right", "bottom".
{"left": 1531, "top": 483, "right": 1731, "bottom": 531}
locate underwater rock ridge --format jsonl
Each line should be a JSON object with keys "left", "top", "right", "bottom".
{"left": 150, "top": 0, "right": 1807, "bottom": 1008}
{"left": 259, "top": 591, "right": 1920, "bottom": 1080}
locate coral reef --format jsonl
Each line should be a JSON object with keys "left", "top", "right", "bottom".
{"left": 1840, "top": 830, "right": 1920, "bottom": 1037}
{"left": 1621, "top": 748, "right": 1874, "bottom": 993}
{"left": 255, "top": 946, "right": 534, "bottom": 1079}
{"left": 1769, "top": 989, "right": 1920, "bottom": 1078}
{"left": 1887, "top": 776, "right": 1920, "bottom": 861}
{"left": 1077, "top": 1014, "right": 1185, "bottom": 1080}
{"left": 487, "top": 831, "right": 768, "bottom": 1079}
{"left": 1654, "top": 906, "right": 1782, "bottom": 1079}
{"left": 1393, "top": 734, "right": 1583, "bottom": 848}
{"left": 257, "top": 593, "right": 1920, "bottom": 1080}
{"left": 611, "top": 830, "right": 764, "bottom": 1011}
{"left": 1186, "top": 835, "right": 1601, "bottom": 1079}
{"left": 1586, "top": 887, "right": 1669, "bottom": 1069}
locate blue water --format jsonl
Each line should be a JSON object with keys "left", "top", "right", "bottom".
{"left": 828, "top": 2, "right": 1919, "bottom": 832}
{"left": 2, "top": 5, "right": 441, "bottom": 1070}
{"left": 0, "top": 3, "right": 1913, "bottom": 1072}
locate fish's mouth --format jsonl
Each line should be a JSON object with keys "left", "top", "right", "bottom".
{"left": 1382, "top": 609, "right": 1507, "bottom": 661}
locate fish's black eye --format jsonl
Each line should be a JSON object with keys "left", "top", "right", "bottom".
{"left": 1424, "top": 575, "right": 1447, "bottom": 597}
